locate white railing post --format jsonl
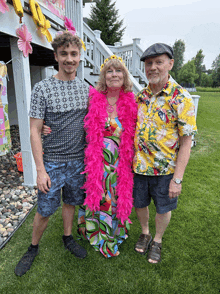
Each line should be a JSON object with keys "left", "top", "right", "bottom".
{"left": 94, "top": 30, "right": 102, "bottom": 74}
{"left": 132, "top": 38, "right": 141, "bottom": 77}
{"left": 191, "top": 95, "right": 200, "bottom": 147}
{"left": 65, "top": 0, "right": 84, "bottom": 80}
{"left": 76, "top": 0, "right": 84, "bottom": 80}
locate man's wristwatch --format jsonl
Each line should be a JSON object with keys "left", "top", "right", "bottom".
{"left": 172, "top": 178, "right": 182, "bottom": 184}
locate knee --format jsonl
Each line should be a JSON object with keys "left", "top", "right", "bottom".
{"left": 36, "top": 212, "right": 50, "bottom": 222}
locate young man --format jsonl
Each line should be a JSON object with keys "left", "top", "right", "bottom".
{"left": 133, "top": 43, "right": 197, "bottom": 263}
{"left": 15, "top": 32, "right": 89, "bottom": 276}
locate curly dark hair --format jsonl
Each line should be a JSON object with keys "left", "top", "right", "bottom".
{"left": 51, "top": 31, "right": 82, "bottom": 53}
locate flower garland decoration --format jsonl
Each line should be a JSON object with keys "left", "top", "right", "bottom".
{"left": 12, "top": 0, "right": 24, "bottom": 23}
{"left": 0, "top": 0, "right": 9, "bottom": 14}
{"left": 64, "top": 16, "right": 86, "bottom": 51}
{"left": 16, "top": 24, "right": 33, "bottom": 57}
{"left": 29, "top": 0, "right": 52, "bottom": 42}
{"left": 100, "top": 55, "right": 125, "bottom": 71}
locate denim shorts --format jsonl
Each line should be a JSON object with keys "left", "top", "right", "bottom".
{"left": 133, "top": 173, "right": 178, "bottom": 214}
{"left": 37, "top": 159, "right": 85, "bottom": 217}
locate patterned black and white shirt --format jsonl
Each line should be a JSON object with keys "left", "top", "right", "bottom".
{"left": 29, "top": 76, "right": 90, "bottom": 162}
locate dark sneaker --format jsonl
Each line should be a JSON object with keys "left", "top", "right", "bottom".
{"left": 14, "top": 246, "right": 39, "bottom": 277}
{"left": 63, "top": 235, "right": 87, "bottom": 259}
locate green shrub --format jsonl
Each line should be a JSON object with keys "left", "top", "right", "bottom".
{"left": 196, "top": 86, "right": 220, "bottom": 92}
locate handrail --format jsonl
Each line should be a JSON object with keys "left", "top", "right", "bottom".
{"left": 108, "top": 40, "right": 148, "bottom": 84}
{"left": 83, "top": 22, "right": 143, "bottom": 93}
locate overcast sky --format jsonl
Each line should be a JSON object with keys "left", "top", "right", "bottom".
{"left": 83, "top": 0, "right": 220, "bottom": 69}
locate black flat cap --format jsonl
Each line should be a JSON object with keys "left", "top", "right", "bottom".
{"left": 140, "top": 43, "right": 174, "bottom": 61}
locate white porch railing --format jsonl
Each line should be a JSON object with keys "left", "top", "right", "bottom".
{"left": 83, "top": 22, "right": 143, "bottom": 93}
{"left": 108, "top": 39, "right": 148, "bottom": 85}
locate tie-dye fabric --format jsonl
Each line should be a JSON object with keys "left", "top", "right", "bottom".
{"left": 78, "top": 117, "right": 129, "bottom": 258}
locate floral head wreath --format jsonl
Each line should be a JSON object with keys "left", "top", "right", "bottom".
{"left": 100, "top": 55, "right": 125, "bottom": 71}
{"left": 54, "top": 17, "right": 86, "bottom": 51}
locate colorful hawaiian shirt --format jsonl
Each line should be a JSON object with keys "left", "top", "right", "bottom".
{"left": 133, "top": 77, "right": 197, "bottom": 176}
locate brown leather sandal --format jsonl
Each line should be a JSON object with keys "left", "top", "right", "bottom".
{"left": 147, "top": 241, "right": 162, "bottom": 263}
{"left": 134, "top": 233, "right": 152, "bottom": 255}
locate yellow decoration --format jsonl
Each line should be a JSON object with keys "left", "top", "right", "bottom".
{"left": 80, "top": 39, "right": 86, "bottom": 51}
{"left": 12, "top": 0, "right": 24, "bottom": 23}
{"left": 39, "top": 15, "right": 52, "bottom": 42}
{"left": 0, "top": 64, "right": 7, "bottom": 78}
{"left": 29, "top": 0, "right": 52, "bottom": 42}
{"left": 100, "top": 55, "right": 125, "bottom": 71}
{"left": 29, "top": 0, "right": 44, "bottom": 28}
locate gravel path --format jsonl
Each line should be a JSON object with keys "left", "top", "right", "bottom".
{"left": 0, "top": 126, "right": 37, "bottom": 249}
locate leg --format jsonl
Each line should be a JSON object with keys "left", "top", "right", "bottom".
{"left": 148, "top": 174, "right": 176, "bottom": 263}
{"left": 62, "top": 203, "right": 86, "bottom": 259}
{"left": 15, "top": 161, "right": 64, "bottom": 277}
{"left": 14, "top": 211, "right": 49, "bottom": 277}
{"left": 135, "top": 206, "right": 152, "bottom": 254}
{"left": 32, "top": 212, "right": 50, "bottom": 245}
{"left": 135, "top": 206, "right": 150, "bottom": 235}
{"left": 133, "top": 174, "right": 152, "bottom": 254}
{"left": 154, "top": 211, "right": 171, "bottom": 244}
{"left": 61, "top": 159, "right": 87, "bottom": 259}
{"left": 62, "top": 203, "right": 75, "bottom": 236}
{"left": 148, "top": 211, "right": 171, "bottom": 264}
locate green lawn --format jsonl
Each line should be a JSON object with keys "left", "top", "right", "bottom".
{"left": 0, "top": 92, "right": 219, "bottom": 294}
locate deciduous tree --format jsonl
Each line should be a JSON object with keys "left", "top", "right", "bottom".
{"left": 177, "top": 60, "right": 199, "bottom": 85}
{"left": 200, "top": 73, "right": 213, "bottom": 87}
{"left": 212, "top": 54, "right": 220, "bottom": 87}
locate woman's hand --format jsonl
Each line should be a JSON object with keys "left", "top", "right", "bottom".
{"left": 42, "top": 124, "right": 51, "bottom": 136}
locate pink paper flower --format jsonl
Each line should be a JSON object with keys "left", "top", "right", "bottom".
{"left": 0, "top": 0, "right": 9, "bottom": 14}
{"left": 64, "top": 16, "right": 76, "bottom": 35}
{"left": 16, "top": 24, "right": 33, "bottom": 58}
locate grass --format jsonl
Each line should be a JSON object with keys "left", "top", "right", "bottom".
{"left": 0, "top": 92, "right": 220, "bottom": 294}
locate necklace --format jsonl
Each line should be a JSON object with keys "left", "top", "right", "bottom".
{"left": 107, "top": 97, "right": 117, "bottom": 113}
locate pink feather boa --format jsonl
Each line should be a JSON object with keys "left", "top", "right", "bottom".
{"left": 83, "top": 86, "right": 137, "bottom": 224}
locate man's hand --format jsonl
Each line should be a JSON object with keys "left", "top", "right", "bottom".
{"left": 169, "top": 179, "right": 182, "bottom": 199}
{"left": 37, "top": 170, "right": 51, "bottom": 194}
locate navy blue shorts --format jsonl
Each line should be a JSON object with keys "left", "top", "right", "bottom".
{"left": 133, "top": 173, "right": 178, "bottom": 214}
{"left": 37, "top": 159, "right": 85, "bottom": 217}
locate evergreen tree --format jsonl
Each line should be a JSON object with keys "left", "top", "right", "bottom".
{"left": 192, "top": 49, "right": 205, "bottom": 86}
{"left": 87, "top": 0, "right": 126, "bottom": 45}
{"left": 171, "top": 39, "right": 185, "bottom": 78}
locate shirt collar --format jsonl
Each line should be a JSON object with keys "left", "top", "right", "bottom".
{"left": 139, "top": 76, "right": 174, "bottom": 101}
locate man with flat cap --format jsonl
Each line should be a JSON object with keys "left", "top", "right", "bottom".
{"left": 133, "top": 43, "right": 197, "bottom": 263}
